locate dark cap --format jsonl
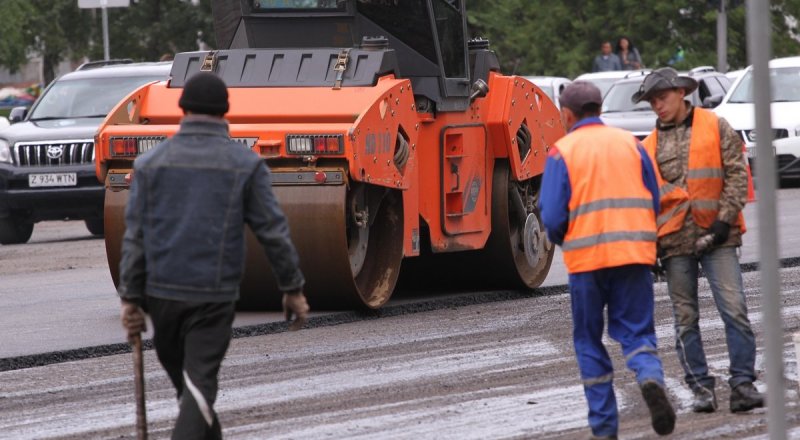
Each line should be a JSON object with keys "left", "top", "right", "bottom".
{"left": 558, "top": 81, "right": 603, "bottom": 114}
{"left": 178, "top": 72, "right": 229, "bottom": 115}
{"left": 631, "top": 67, "right": 698, "bottom": 104}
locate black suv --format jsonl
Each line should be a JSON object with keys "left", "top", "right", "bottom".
{"left": 600, "top": 67, "right": 732, "bottom": 139}
{"left": 0, "top": 61, "right": 171, "bottom": 244}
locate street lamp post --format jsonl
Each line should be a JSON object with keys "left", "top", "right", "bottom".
{"left": 77, "top": 0, "right": 130, "bottom": 61}
{"left": 717, "top": 0, "right": 727, "bottom": 72}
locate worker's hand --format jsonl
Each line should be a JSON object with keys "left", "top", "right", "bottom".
{"left": 282, "top": 291, "right": 310, "bottom": 331}
{"left": 709, "top": 220, "right": 730, "bottom": 246}
{"left": 120, "top": 300, "right": 146, "bottom": 336}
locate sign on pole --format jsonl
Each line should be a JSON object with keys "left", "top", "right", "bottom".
{"left": 77, "top": 0, "right": 130, "bottom": 61}
{"left": 78, "top": 0, "right": 130, "bottom": 8}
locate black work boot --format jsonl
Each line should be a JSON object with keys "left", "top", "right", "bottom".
{"left": 640, "top": 380, "right": 676, "bottom": 435}
{"left": 691, "top": 387, "right": 718, "bottom": 413}
{"left": 730, "top": 382, "right": 765, "bottom": 413}
{"left": 588, "top": 435, "right": 618, "bottom": 440}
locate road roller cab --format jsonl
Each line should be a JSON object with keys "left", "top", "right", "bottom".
{"left": 95, "top": 0, "right": 564, "bottom": 310}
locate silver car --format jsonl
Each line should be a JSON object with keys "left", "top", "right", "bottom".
{"left": 525, "top": 76, "right": 572, "bottom": 110}
{"left": 601, "top": 67, "right": 731, "bottom": 140}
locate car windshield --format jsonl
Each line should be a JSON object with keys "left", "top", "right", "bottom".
{"left": 602, "top": 81, "right": 652, "bottom": 113}
{"left": 579, "top": 77, "right": 620, "bottom": 98}
{"left": 727, "top": 66, "right": 800, "bottom": 103}
{"left": 29, "top": 76, "right": 164, "bottom": 120}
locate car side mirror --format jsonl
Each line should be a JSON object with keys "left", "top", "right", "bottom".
{"left": 8, "top": 106, "right": 28, "bottom": 123}
{"left": 702, "top": 94, "right": 724, "bottom": 108}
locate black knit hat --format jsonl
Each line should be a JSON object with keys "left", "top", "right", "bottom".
{"left": 178, "top": 72, "right": 229, "bottom": 115}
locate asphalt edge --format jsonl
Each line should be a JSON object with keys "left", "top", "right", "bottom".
{"left": 2, "top": 256, "right": 798, "bottom": 372}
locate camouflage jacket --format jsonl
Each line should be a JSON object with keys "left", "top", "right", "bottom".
{"left": 652, "top": 104, "right": 748, "bottom": 258}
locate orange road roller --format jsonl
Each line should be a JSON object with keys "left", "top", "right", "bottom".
{"left": 95, "top": 0, "right": 564, "bottom": 310}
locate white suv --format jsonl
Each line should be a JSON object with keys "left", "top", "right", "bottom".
{"left": 714, "top": 56, "right": 800, "bottom": 156}
{"left": 713, "top": 56, "right": 800, "bottom": 186}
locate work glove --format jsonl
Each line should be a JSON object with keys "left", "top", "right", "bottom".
{"left": 282, "top": 291, "right": 310, "bottom": 331}
{"left": 651, "top": 258, "right": 666, "bottom": 282}
{"left": 120, "top": 300, "right": 147, "bottom": 337}
{"left": 709, "top": 220, "right": 731, "bottom": 246}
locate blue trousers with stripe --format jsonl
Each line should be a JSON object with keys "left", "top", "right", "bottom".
{"left": 569, "top": 264, "right": 665, "bottom": 437}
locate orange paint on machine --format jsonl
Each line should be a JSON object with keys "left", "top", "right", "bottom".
{"left": 95, "top": 0, "right": 565, "bottom": 311}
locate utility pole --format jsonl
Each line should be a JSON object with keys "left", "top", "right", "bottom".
{"left": 77, "top": 0, "right": 131, "bottom": 61}
{"left": 102, "top": 6, "right": 110, "bottom": 60}
{"left": 747, "top": 0, "right": 787, "bottom": 438}
{"left": 717, "top": 0, "right": 728, "bottom": 72}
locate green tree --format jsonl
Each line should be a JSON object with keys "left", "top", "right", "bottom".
{"left": 0, "top": 1, "right": 35, "bottom": 72}
{"left": 465, "top": 0, "right": 800, "bottom": 78}
{"left": 85, "top": 0, "right": 215, "bottom": 62}
{"left": 0, "top": 0, "right": 214, "bottom": 86}
{"left": 0, "top": 0, "right": 92, "bottom": 86}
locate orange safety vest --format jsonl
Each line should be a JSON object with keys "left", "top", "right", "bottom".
{"left": 641, "top": 107, "right": 747, "bottom": 238}
{"left": 557, "top": 124, "right": 657, "bottom": 273}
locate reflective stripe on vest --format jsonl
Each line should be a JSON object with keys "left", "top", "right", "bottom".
{"left": 642, "top": 107, "right": 747, "bottom": 237}
{"left": 556, "top": 124, "right": 657, "bottom": 273}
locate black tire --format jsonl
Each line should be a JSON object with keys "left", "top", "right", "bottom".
{"left": 85, "top": 218, "right": 105, "bottom": 236}
{"left": 0, "top": 217, "right": 34, "bottom": 245}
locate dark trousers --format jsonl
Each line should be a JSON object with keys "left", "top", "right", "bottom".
{"left": 146, "top": 296, "right": 235, "bottom": 440}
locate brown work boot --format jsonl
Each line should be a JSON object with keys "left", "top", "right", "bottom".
{"left": 691, "top": 387, "right": 718, "bottom": 413}
{"left": 730, "top": 382, "right": 764, "bottom": 413}
{"left": 640, "top": 380, "right": 676, "bottom": 435}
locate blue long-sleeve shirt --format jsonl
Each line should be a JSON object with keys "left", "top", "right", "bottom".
{"left": 538, "top": 117, "right": 659, "bottom": 246}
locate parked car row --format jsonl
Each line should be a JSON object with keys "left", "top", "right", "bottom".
{"left": 601, "top": 66, "right": 731, "bottom": 139}
{"left": 526, "top": 57, "right": 800, "bottom": 186}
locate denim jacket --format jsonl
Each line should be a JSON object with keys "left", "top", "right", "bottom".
{"left": 117, "top": 115, "right": 305, "bottom": 303}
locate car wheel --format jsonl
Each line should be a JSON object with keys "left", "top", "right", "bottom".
{"left": 0, "top": 217, "right": 34, "bottom": 245}
{"left": 85, "top": 218, "right": 104, "bottom": 236}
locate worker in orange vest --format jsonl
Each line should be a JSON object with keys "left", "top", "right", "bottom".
{"left": 633, "top": 67, "right": 764, "bottom": 414}
{"left": 539, "top": 81, "right": 675, "bottom": 440}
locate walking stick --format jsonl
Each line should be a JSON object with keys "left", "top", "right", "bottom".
{"left": 130, "top": 332, "right": 148, "bottom": 440}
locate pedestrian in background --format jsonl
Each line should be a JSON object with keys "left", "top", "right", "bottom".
{"left": 633, "top": 67, "right": 764, "bottom": 414}
{"left": 592, "top": 41, "right": 622, "bottom": 72}
{"left": 616, "top": 36, "right": 643, "bottom": 70}
{"left": 539, "top": 81, "right": 675, "bottom": 439}
{"left": 118, "top": 72, "right": 310, "bottom": 439}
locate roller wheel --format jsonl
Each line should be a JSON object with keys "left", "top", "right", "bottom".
{"left": 348, "top": 186, "right": 404, "bottom": 308}
{"left": 238, "top": 183, "right": 404, "bottom": 310}
{"left": 0, "top": 216, "right": 33, "bottom": 245}
{"left": 397, "top": 161, "right": 553, "bottom": 291}
{"left": 482, "top": 161, "right": 554, "bottom": 288}
{"left": 85, "top": 218, "right": 104, "bottom": 236}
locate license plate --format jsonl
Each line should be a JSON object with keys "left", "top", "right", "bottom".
{"left": 28, "top": 173, "right": 77, "bottom": 187}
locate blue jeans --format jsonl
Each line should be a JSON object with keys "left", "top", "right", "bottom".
{"left": 569, "top": 264, "right": 665, "bottom": 437}
{"left": 663, "top": 246, "right": 756, "bottom": 391}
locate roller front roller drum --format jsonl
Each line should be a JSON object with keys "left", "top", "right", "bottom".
{"left": 104, "top": 182, "right": 404, "bottom": 311}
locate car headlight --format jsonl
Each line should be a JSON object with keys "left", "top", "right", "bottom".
{"left": 0, "top": 139, "right": 11, "bottom": 164}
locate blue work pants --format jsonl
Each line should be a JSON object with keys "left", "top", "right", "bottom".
{"left": 569, "top": 264, "right": 665, "bottom": 437}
